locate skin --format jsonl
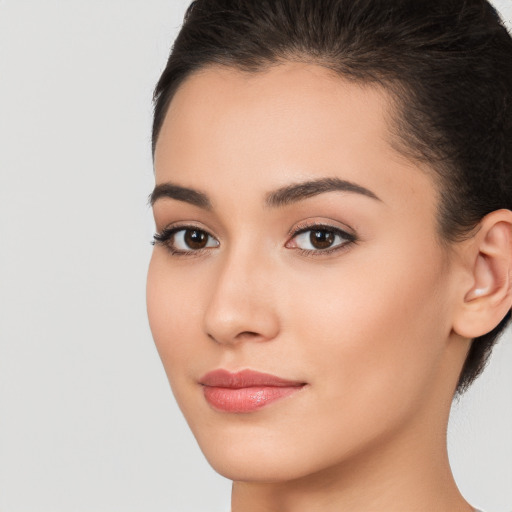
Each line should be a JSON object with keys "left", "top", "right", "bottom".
{"left": 147, "top": 62, "right": 511, "bottom": 512}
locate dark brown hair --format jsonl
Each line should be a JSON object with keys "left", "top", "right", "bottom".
{"left": 152, "top": 0, "right": 512, "bottom": 395}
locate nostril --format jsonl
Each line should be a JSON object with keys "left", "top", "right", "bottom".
{"left": 240, "top": 331, "right": 259, "bottom": 337}
{"left": 207, "top": 330, "right": 266, "bottom": 345}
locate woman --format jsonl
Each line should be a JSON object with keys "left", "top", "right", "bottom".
{"left": 146, "top": 1, "right": 512, "bottom": 511}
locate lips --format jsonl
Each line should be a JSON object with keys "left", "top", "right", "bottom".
{"left": 199, "top": 369, "right": 306, "bottom": 413}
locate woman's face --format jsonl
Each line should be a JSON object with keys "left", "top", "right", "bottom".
{"left": 147, "top": 62, "right": 466, "bottom": 482}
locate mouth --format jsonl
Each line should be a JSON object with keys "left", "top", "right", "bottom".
{"left": 199, "top": 369, "right": 307, "bottom": 413}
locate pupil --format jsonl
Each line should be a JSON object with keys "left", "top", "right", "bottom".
{"left": 310, "top": 230, "right": 334, "bottom": 249}
{"left": 185, "top": 229, "right": 207, "bottom": 249}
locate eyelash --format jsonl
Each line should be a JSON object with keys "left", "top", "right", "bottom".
{"left": 152, "top": 223, "right": 357, "bottom": 257}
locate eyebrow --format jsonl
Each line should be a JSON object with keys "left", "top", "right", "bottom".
{"left": 149, "top": 183, "right": 212, "bottom": 209}
{"left": 149, "top": 177, "right": 381, "bottom": 209}
{"left": 265, "top": 177, "right": 381, "bottom": 207}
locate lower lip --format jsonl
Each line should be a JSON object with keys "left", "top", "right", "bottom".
{"left": 202, "top": 385, "right": 304, "bottom": 413}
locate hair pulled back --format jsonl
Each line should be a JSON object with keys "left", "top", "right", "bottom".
{"left": 152, "top": 0, "right": 512, "bottom": 395}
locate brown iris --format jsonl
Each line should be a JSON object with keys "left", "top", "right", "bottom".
{"left": 310, "top": 229, "right": 335, "bottom": 249}
{"left": 184, "top": 229, "right": 209, "bottom": 249}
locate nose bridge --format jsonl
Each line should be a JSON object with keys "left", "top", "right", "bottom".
{"left": 204, "top": 239, "right": 279, "bottom": 345}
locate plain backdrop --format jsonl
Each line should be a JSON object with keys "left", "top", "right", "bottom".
{"left": 0, "top": 1, "right": 511, "bottom": 511}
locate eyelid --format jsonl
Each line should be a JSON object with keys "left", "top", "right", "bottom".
{"left": 154, "top": 221, "right": 211, "bottom": 236}
{"left": 287, "top": 219, "right": 356, "bottom": 239}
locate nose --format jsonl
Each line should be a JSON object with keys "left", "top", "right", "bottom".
{"left": 203, "top": 246, "right": 280, "bottom": 346}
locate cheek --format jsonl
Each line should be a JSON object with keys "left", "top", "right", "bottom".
{"left": 286, "top": 242, "right": 452, "bottom": 427}
{"left": 146, "top": 252, "right": 205, "bottom": 384}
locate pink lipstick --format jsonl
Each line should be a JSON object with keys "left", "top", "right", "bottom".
{"left": 200, "top": 369, "right": 306, "bottom": 413}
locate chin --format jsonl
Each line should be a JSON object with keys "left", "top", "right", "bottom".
{"left": 203, "top": 447, "right": 315, "bottom": 483}
{"left": 190, "top": 420, "right": 357, "bottom": 484}
{"left": 186, "top": 420, "right": 306, "bottom": 481}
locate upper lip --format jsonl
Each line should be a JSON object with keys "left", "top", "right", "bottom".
{"left": 200, "top": 369, "right": 305, "bottom": 388}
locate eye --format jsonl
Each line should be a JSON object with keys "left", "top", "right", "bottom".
{"left": 153, "top": 226, "right": 219, "bottom": 254}
{"left": 286, "top": 225, "right": 356, "bottom": 253}
{"left": 173, "top": 228, "right": 218, "bottom": 250}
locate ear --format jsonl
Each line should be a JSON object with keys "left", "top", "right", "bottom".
{"left": 453, "top": 209, "right": 512, "bottom": 339}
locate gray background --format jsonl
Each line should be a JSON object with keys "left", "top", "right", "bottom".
{"left": 0, "top": 1, "right": 510, "bottom": 511}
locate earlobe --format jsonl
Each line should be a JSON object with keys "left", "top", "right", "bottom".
{"left": 453, "top": 210, "right": 512, "bottom": 339}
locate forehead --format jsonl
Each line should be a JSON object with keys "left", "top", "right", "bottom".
{"left": 156, "top": 62, "right": 395, "bottom": 166}
{"left": 154, "top": 62, "right": 438, "bottom": 218}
